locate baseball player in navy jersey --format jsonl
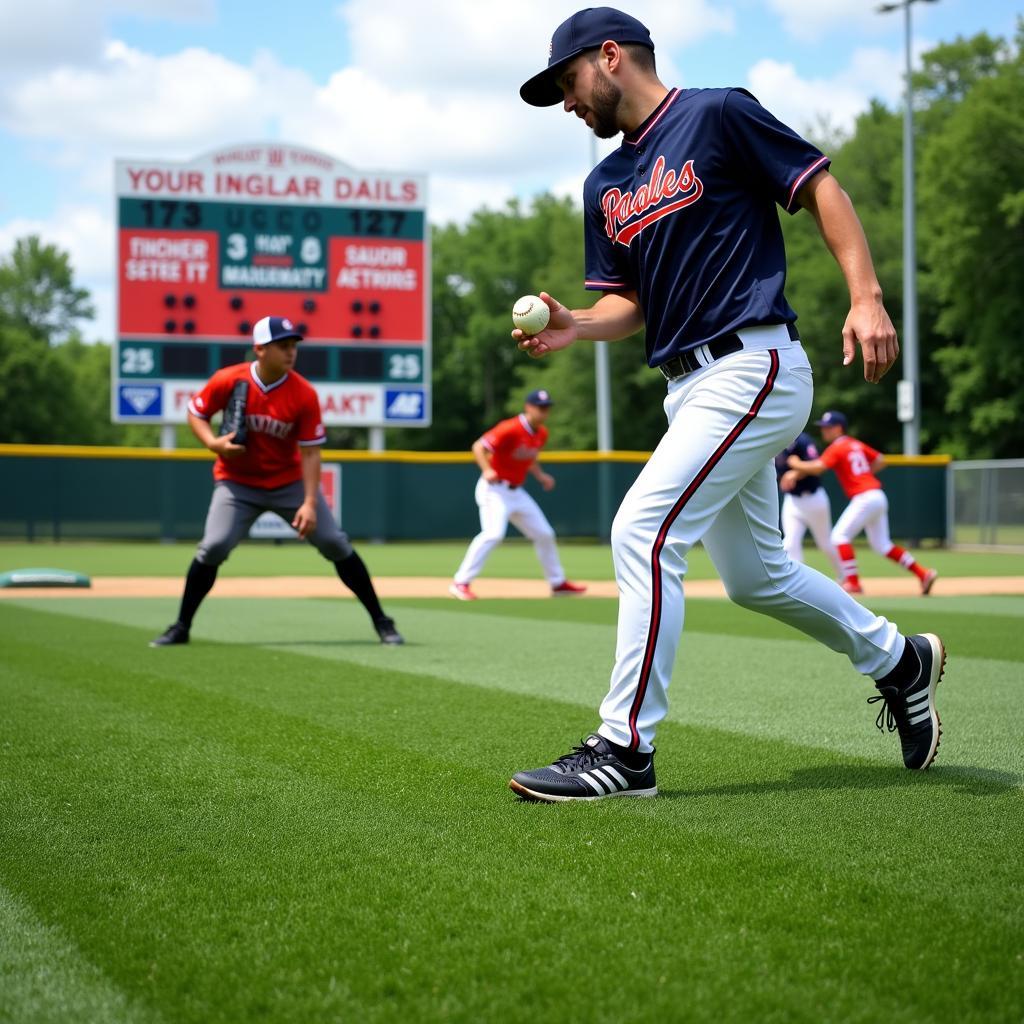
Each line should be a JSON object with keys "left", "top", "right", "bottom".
{"left": 775, "top": 432, "right": 841, "bottom": 576}
{"left": 150, "top": 316, "right": 403, "bottom": 647}
{"left": 507, "top": 7, "right": 946, "bottom": 802}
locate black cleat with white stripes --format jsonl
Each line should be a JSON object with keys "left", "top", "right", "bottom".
{"left": 869, "top": 632, "right": 946, "bottom": 770}
{"left": 510, "top": 734, "right": 657, "bottom": 802}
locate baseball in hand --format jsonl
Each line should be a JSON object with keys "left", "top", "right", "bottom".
{"left": 512, "top": 295, "right": 550, "bottom": 336}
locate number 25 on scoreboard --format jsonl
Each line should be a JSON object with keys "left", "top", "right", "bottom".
{"left": 121, "top": 346, "right": 156, "bottom": 375}
{"left": 388, "top": 353, "right": 421, "bottom": 381}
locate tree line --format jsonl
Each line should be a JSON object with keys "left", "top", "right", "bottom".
{"left": 1, "top": 26, "right": 1020, "bottom": 458}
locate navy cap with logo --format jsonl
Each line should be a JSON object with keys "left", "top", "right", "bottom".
{"left": 525, "top": 388, "right": 554, "bottom": 407}
{"left": 520, "top": 7, "right": 654, "bottom": 107}
{"left": 814, "top": 410, "right": 848, "bottom": 429}
{"left": 253, "top": 315, "right": 303, "bottom": 346}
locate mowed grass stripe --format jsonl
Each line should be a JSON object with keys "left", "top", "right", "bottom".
{"left": 389, "top": 594, "right": 1024, "bottom": 661}
{"left": 2, "top": 609, "right": 1022, "bottom": 1022}
{"left": 12, "top": 598, "right": 1024, "bottom": 780}
{"left": 0, "top": 884, "right": 162, "bottom": 1024}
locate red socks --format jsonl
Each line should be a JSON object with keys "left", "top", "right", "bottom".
{"left": 886, "top": 545, "right": 928, "bottom": 581}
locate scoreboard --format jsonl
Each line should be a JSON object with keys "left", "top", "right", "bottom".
{"left": 112, "top": 144, "right": 430, "bottom": 427}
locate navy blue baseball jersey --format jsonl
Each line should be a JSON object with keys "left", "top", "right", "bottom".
{"left": 582, "top": 87, "right": 830, "bottom": 368}
{"left": 775, "top": 432, "right": 821, "bottom": 496}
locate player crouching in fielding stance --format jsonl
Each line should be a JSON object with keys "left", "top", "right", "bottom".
{"left": 151, "top": 316, "right": 403, "bottom": 647}
{"left": 449, "top": 389, "right": 586, "bottom": 600}
{"left": 507, "top": 8, "right": 945, "bottom": 801}
{"left": 784, "top": 411, "right": 938, "bottom": 596}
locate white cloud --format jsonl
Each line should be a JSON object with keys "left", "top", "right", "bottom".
{"left": 747, "top": 46, "right": 904, "bottom": 137}
{"left": 765, "top": 0, "right": 887, "bottom": 44}
{"left": 337, "top": 0, "right": 734, "bottom": 93}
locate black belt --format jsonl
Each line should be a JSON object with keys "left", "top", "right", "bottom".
{"left": 658, "top": 324, "right": 799, "bottom": 381}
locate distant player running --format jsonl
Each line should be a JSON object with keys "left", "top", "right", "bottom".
{"left": 449, "top": 389, "right": 586, "bottom": 600}
{"left": 785, "top": 410, "right": 937, "bottom": 596}
{"left": 150, "top": 316, "right": 403, "bottom": 647}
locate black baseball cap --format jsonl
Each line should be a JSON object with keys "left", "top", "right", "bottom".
{"left": 525, "top": 388, "right": 554, "bottom": 407}
{"left": 520, "top": 7, "right": 654, "bottom": 107}
{"left": 253, "top": 315, "right": 303, "bottom": 346}
{"left": 814, "top": 410, "right": 848, "bottom": 428}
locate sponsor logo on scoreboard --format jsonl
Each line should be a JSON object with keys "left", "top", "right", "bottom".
{"left": 118, "top": 384, "right": 162, "bottom": 417}
{"left": 385, "top": 389, "right": 425, "bottom": 421}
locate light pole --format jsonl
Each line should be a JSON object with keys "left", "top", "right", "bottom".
{"left": 877, "top": 0, "right": 937, "bottom": 456}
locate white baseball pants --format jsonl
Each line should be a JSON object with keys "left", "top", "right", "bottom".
{"left": 781, "top": 489, "right": 842, "bottom": 575}
{"left": 831, "top": 489, "right": 892, "bottom": 553}
{"left": 454, "top": 478, "right": 566, "bottom": 586}
{"left": 596, "top": 329, "right": 904, "bottom": 753}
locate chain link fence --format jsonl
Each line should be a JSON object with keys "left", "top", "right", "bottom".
{"left": 947, "top": 459, "right": 1024, "bottom": 550}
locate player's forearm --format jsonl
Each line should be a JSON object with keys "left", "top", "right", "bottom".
{"left": 571, "top": 291, "right": 645, "bottom": 341}
{"left": 471, "top": 440, "right": 493, "bottom": 475}
{"left": 188, "top": 412, "right": 218, "bottom": 449}
{"left": 300, "top": 448, "right": 321, "bottom": 503}
{"left": 800, "top": 172, "right": 883, "bottom": 304}
{"left": 788, "top": 456, "right": 826, "bottom": 478}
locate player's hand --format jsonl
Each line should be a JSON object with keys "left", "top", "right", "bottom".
{"left": 210, "top": 432, "right": 246, "bottom": 457}
{"left": 483, "top": 467, "right": 500, "bottom": 483}
{"left": 842, "top": 298, "right": 899, "bottom": 384}
{"left": 537, "top": 472, "right": 555, "bottom": 492}
{"left": 780, "top": 470, "right": 798, "bottom": 492}
{"left": 787, "top": 454, "right": 801, "bottom": 469}
{"left": 291, "top": 499, "right": 317, "bottom": 538}
{"left": 513, "top": 293, "right": 578, "bottom": 359}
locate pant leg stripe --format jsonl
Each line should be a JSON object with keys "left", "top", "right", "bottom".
{"left": 626, "top": 349, "right": 781, "bottom": 750}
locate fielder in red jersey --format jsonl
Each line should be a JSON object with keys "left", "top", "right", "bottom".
{"left": 151, "top": 315, "right": 403, "bottom": 647}
{"left": 449, "top": 389, "right": 586, "bottom": 600}
{"left": 786, "top": 410, "right": 937, "bottom": 596}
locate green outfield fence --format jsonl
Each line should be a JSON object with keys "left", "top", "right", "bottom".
{"left": 0, "top": 445, "right": 950, "bottom": 543}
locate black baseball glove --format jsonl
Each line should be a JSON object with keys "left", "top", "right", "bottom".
{"left": 219, "top": 379, "right": 249, "bottom": 446}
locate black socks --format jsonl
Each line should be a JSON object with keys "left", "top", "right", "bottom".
{"left": 177, "top": 559, "right": 218, "bottom": 628}
{"left": 876, "top": 636, "right": 922, "bottom": 690}
{"left": 334, "top": 552, "right": 385, "bottom": 623}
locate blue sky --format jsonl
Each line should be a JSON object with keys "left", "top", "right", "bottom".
{"left": 0, "top": 0, "right": 1018, "bottom": 340}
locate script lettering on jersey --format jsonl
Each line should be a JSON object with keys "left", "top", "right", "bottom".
{"left": 245, "top": 414, "right": 294, "bottom": 439}
{"left": 511, "top": 445, "right": 540, "bottom": 462}
{"left": 601, "top": 157, "right": 704, "bottom": 247}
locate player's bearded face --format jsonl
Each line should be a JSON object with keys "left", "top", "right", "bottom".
{"left": 588, "top": 66, "right": 623, "bottom": 139}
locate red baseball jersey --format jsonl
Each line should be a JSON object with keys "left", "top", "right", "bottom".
{"left": 481, "top": 414, "right": 549, "bottom": 486}
{"left": 189, "top": 362, "right": 326, "bottom": 489}
{"left": 820, "top": 434, "right": 882, "bottom": 498}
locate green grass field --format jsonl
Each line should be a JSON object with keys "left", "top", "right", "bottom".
{"left": 1, "top": 545, "right": 1023, "bottom": 1022}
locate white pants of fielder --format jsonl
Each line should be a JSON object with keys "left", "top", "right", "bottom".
{"left": 454, "top": 478, "right": 567, "bottom": 586}
{"left": 831, "top": 489, "right": 892, "bottom": 551}
{"left": 781, "top": 489, "right": 842, "bottom": 576}
{"left": 597, "top": 327, "right": 904, "bottom": 754}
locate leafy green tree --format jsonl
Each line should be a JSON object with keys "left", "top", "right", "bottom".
{"left": 919, "top": 25, "right": 1024, "bottom": 457}
{"left": 0, "top": 236, "right": 94, "bottom": 343}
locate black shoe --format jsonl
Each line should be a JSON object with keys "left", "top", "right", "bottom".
{"left": 150, "top": 622, "right": 190, "bottom": 647}
{"left": 509, "top": 734, "right": 657, "bottom": 802}
{"left": 374, "top": 617, "right": 404, "bottom": 645}
{"left": 868, "top": 633, "right": 946, "bottom": 770}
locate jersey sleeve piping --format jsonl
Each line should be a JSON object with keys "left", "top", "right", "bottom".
{"left": 786, "top": 154, "right": 831, "bottom": 212}
{"left": 298, "top": 436, "right": 327, "bottom": 447}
